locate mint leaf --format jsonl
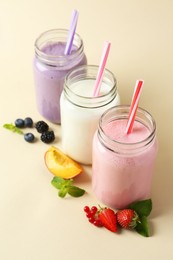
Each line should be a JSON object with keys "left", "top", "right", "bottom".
{"left": 135, "top": 216, "right": 150, "bottom": 237}
{"left": 51, "top": 177, "right": 85, "bottom": 198}
{"left": 67, "top": 186, "right": 85, "bottom": 197}
{"left": 3, "top": 123, "right": 23, "bottom": 135}
{"left": 51, "top": 177, "right": 73, "bottom": 189}
{"left": 128, "top": 199, "right": 152, "bottom": 217}
{"left": 51, "top": 176, "right": 67, "bottom": 189}
{"left": 58, "top": 188, "right": 68, "bottom": 198}
{"left": 14, "top": 127, "right": 23, "bottom": 134}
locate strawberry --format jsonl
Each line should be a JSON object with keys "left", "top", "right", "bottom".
{"left": 98, "top": 207, "right": 117, "bottom": 232}
{"left": 117, "top": 209, "right": 139, "bottom": 229}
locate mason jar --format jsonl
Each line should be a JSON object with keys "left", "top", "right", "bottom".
{"left": 60, "top": 65, "right": 120, "bottom": 164}
{"left": 92, "top": 105, "right": 158, "bottom": 209}
{"left": 33, "top": 29, "right": 87, "bottom": 123}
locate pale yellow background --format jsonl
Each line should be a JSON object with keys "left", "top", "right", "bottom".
{"left": 0, "top": 0, "right": 173, "bottom": 259}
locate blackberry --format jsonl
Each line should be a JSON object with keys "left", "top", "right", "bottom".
{"left": 24, "top": 117, "right": 33, "bottom": 127}
{"left": 35, "top": 120, "right": 49, "bottom": 133}
{"left": 24, "top": 133, "right": 35, "bottom": 143}
{"left": 15, "top": 118, "right": 25, "bottom": 128}
{"left": 40, "top": 131, "right": 55, "bottom": 143}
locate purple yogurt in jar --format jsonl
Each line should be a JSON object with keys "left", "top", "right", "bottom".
{"left": 33, "top": 29, "right": 87, "bottom": 123}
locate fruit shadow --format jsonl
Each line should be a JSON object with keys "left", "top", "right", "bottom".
{"left": 150, "top": 133, "right": 173, "bottom": 218}
{"left": 74, "top": 165, "right": 92, "bottom": 185}
{"left": 147, "top": 217, "right": 162, "bottom": 237}
{"left": 53, "top": 135, "right": 59, "bottom": 144}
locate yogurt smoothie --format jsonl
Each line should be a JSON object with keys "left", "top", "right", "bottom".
{"left": 33, "top": 29, "right": 87, "bottom": 123}
{"left": 92, "top": 106, "right": 158, "bottom": 209}
{"left": 60, "top": 65, "right": 120, "bottom": 164}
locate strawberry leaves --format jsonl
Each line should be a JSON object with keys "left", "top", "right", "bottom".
{"left": 51, "top": 176, "right": 85, "bottom": 198}
{"left": 135, "top": 216, "right": 150, "bottom": 237}
{"left": 128, "top": 199, "right": 152, "bottom": 217}
{"left": 127, "top": 199, "right": 152, "bottom": 237}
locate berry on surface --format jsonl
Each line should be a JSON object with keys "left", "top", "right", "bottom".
{"left": 86, "top": 211, "right": 94, "bottom": 218}
{"left": 93, "top": 219, "right": 103, "bottom": 227}
{"left": 98, "top": 207, "right": 117, "bottom": 232}
{"left": 35, "top": 121, "right": 49, "bottom": 133}
{"left": 91, "top": 206, "right": 98, "bottom": 215}
{"left": 84, "top": 205, "right": 103, "bottom": 228}
{"left": 117, "top": 209, "right": 139, "bottom": 229}
{"left": 41, "top": 131, "right": 55, "bottom": 143}
{"left": 84, "top": 206, "right": 90, "bottom": 213}
{"left": 24, "top": 133, "right": 35, "bottom": 143}
{"left": 24, "top": 117, "right": 33, "bottom": 127}
{"left": 15, "top": 118, "right": 25, "bottom": 128}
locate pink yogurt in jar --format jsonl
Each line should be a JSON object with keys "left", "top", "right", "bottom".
{"left": 92, "top": 106, "right": 158, "bottom": 209}
{"left": 33, "top": 29, "right": 87, "bottom": 123}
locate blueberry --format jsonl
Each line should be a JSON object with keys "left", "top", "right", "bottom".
{"left": 15, "top": 118, "right": 25, "bottom": 128}
{"left": 24, "top": 133, "right": 35, "bottom": 143}
{"left": 24, "top": 117, "right": 33, "bottom": 127}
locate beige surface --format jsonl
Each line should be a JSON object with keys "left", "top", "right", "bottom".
{"left": 1, "top": 0, "right": 173, "bottom": 259}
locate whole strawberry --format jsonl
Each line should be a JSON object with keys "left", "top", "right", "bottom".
{"left": 98, "top": 206, "right": 117, "bottom": 233}
{"left": 117, "top": 209, "right": 139, "bottom": 229}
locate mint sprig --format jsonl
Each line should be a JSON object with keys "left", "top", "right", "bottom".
{"left": 127, "top": 199, "right": 152, "bottom": 237}
{"left": 3, "top": 123, "right": 23, "bottom": 135}
{"left": 51, "top": 176, "right": 85, "bottom": 198}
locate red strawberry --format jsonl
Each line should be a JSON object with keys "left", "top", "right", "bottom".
{"left": 117, "top": 209, "right": 139, "bottom": 229}
{"left": 98, "top": 207, "right": 117, "bottom": 232}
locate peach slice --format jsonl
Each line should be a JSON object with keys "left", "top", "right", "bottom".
{"left": 44, "top": 146, "right": 83, "bottom": 179}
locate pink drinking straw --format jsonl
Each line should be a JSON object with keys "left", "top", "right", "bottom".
{"left": 93, "top": 41, "right": 111, "bottom": 97}
{"left": 128, "top": 80, "right": 143, "bottom": 117}
{"left": 125, "top": 80, "right": 144, "bottom": 134}
{"left": 64, "top": 9, "right": 79, "bottom": 55}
